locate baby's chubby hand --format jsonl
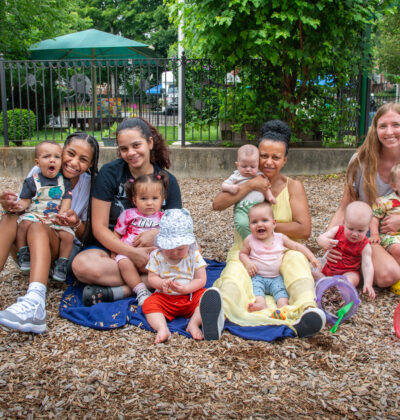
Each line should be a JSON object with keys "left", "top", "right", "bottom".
{"left": 363, "top": 284, "right": 376, "bottom": 299}
{"left": 0, "top": 191, "right": 22, "bottom": 212}
{"left": 369, "top": 233, "right": 381, "bottom": 245}
{"left": 309, "top": 256, "right": 322, "bottom": 271}
{"left": 326, "top": 239, "right": 339, "bottom": 249}
{"left": 169, "top": 281, "right": 187, "bottom": 294}
{"left": 243, "top": 261, "right": 257, "bottom": 278}
{"left": 162, "top": 278, "right": 173, "bottom": 294}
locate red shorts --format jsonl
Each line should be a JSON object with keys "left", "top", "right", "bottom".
{"left": 142, "top": 288, "right": 206, "bottom": 321}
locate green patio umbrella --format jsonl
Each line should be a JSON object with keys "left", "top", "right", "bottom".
{"left": 29, "top": 29, "right": 158, "bottom": 121}
{"left": 29, "top": 29, "right": 158, "bottom": 61}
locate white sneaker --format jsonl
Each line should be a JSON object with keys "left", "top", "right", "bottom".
{"left": 200, "top": 287, "right": 225, "bottom": 340}
{"left": 136, "top": 288, "right": 152, "bottom": 306}
{"left": 292, "top": 307, "right": 326, "bottom": 338}
{"left": 0, "top": 295, "right": 46, "bottom": 333}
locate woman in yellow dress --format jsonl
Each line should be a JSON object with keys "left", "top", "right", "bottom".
{"left": 206, "top": 120, "right": 326, "bottom": 338}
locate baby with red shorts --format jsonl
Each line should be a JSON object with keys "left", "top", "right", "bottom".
{"left": 142, "top": 208, "right": 208, "bottom": 344}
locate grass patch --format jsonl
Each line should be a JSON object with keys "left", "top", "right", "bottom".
{"left": 1, "top": 124, "right": 221, "bottom": 146}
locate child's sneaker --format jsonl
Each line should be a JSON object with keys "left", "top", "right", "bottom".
{"left": 0, "top": 295, "right": 46, "bottom": 333}
{"left": 200, "top": 287, "right": 225, "bottom": 340}
{"left": 292, "top": 307, "right": 326, "bottom": 338}
{"left": 136, "top": 288, "right": 152, "bottom": 306}
{"left": 17, "top": 246, "right": 30, "bottom": 274}
{"left": 52, "top": 258, "right": 69, "bottom": 282}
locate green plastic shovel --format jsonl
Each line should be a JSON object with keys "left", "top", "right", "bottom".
{"left": 330, "top": 301, "right": 354, "bottom": 333}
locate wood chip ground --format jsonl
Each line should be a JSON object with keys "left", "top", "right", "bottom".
{"left": 1, "top": 174, "right": 399, "bottom": 418}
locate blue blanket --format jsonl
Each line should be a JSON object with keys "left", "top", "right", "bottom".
{"left": 59, "top": 259, "right": 295, "bottom": 341}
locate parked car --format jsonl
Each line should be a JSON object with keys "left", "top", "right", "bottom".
{"left": 160, "top": 84, "right": 178, "bottom": 115}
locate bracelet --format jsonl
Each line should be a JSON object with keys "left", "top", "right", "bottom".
{"left": 72, "top": 219, "right": 82, "bottom": 232}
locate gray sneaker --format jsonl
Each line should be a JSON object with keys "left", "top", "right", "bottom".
{"left": 17, "top": 246, "right": 30, "bottom": 274}
{"left": 53, "top": 258, "right": 69, "bottom": 282}
{"left": 292, "top": 307, "right": 326, "bottom": 338}
{"left": 0, "top": 296, "right": 46, "bottom": 333}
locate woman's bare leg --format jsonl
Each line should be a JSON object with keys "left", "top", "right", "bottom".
{"left": 0, "top": 214, "right": 18, "bottom": 271}
{"left": 388, "top": 244, "right": 400, "bottom": 266}
{"left": 27, "top": 223, "right": 55, "bottom": 286}
{"left": 372, "top": 244, "right": 400, "bottom": 288}
{"left": 72, "top": 248, "right": 125, "bottom": 286}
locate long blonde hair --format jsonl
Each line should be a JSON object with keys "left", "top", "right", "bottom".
{"left": 347, "top": 102, "right": 400, "bottom": 205}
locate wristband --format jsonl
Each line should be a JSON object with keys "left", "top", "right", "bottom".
{"left": 72, "top": 219, "right": 82, "bottom": 232}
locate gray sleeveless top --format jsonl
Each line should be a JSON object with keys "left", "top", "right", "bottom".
{"left": 350, "top": 153, "right": 392, "bottom": 202}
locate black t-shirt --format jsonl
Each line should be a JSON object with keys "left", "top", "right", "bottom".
{"left": 92, "top": 158, "right": 182, "bottom": 231}
{"left": 20, "top": 172, "right": 72, "bottom": 200}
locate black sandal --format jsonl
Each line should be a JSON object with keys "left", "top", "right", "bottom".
{"left": 82, "top": 285, "right": 114, "bottom": 306}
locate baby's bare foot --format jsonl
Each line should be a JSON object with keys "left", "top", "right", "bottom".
{"left": 248, "top": 301, "right": 268, "bottom": 312}
{"left": 154, "top": 328, "right": 171, "bottom": 344}
{"left": 187, "top": 323, "right": 204, "bottom": 340}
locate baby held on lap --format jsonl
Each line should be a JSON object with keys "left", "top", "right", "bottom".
{"left": 239, "top": 202, "right": 321, "bottom": 313}
{"left": 314, "top": 201, "right": 375, "bottom": 299}
{"left": 222, "top": 144, "right": 276, "bottom": 241}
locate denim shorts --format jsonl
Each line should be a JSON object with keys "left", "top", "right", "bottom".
{"left": 251, "top": 274, "right": 289, "bottom": 301}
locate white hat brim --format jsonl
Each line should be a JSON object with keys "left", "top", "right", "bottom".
{"left": 155, "top": 234, "right": 196, "bottom": 250}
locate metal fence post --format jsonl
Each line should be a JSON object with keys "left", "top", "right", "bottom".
{"left": 178, "top": 53, "right": 186, "bottom": 146}
{"left": 0, "top": 54, "right": 9, "bottom": 146}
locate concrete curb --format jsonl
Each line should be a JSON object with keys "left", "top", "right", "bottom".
{"left": 0, "top": 147, "right": 356, "bottom": 180}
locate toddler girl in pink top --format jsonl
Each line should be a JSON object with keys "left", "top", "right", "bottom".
{"left": 239, "top": 202, "right": 321, "bottom": 313}
{"left": 113, "top": 172, "right": 168, "bottom": 305}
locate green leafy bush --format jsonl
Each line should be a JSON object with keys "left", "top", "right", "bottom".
{"left": 0, "top": 109, "right": 37, "bottom": 146}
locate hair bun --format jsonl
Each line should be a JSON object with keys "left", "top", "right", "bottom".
{"left": 260, "top": 120, "right": 291, "bottom": 143}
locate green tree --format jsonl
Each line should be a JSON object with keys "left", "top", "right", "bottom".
{"left": 374, "top": 10, "right": 400, "bottom": 81}
{"left": 169, "top": 0, "right": 390, "bottom": 126}
{"left": 0, "top": 0, "right": 89, "bottom": 59}
{"left": 77, "top": 0, "right": 177, "bottom": 57}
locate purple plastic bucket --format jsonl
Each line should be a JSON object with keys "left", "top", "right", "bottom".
{"left": 315, "top": 275, "right": 360, "bottom": 325}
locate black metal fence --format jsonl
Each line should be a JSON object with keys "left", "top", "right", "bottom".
{"left": 0, "top": 54, "right": 364, "bottom": 147}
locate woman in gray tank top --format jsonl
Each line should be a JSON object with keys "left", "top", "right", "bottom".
{"left": 328, "top": 102, "right": 400, "bottom": 289}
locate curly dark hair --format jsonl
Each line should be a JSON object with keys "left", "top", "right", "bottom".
{"left": 259, "top": 120, "right": 291, "bottom": 156}
{"left": 125, "top": 170, "right": 169, "bottom": 206}
{"left": 116, "top": 117, "right": 171, "bottom": 169}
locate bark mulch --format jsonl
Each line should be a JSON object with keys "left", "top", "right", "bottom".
{"left": 0, "top": 174, "right": 399, "bottom": 419}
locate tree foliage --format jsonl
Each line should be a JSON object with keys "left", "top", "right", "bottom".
{"left": 77, "top": 0, "right": 177, "bottom": 57}
{"left": 169, "top": 0, "right": 390, "bottom": 126}
{"left": 374, "top": 10, "right": 400, "bottom": 81}
{"left": 0, "top": 0, "right": 90, "bottom": 59}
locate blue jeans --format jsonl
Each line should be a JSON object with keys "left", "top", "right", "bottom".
{"left": 251, "top": 274, "right": 289, "bottom": 302}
